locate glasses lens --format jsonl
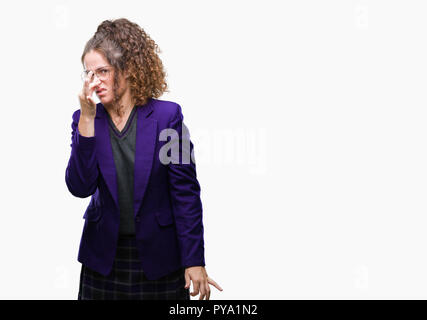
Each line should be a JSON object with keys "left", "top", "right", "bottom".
{"left": 81, "top": 70, "right": 93, "bottom": 81}
{"left": 81, "top": 69, "right": 109, "bottom": 81}
{"left": 97, "top": 69, "right": 110, "bottom": 81}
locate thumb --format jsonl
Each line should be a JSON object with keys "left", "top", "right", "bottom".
{"left": 184, "top": 272, "right": 191, "bottom": 289}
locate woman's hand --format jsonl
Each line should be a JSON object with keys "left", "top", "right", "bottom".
{"left": 184, "top": 266, "right": 223, "bottom": 300}
{"left": 78, "top": 71, "right": 101, "bottom": 119}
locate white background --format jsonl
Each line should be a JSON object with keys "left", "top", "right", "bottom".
{"left": 0, "top": 0, "right": 426, "bottom": 299}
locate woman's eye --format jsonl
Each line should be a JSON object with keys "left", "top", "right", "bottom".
{"left": 100, "top": 69, "right": 108, "bottom": 74}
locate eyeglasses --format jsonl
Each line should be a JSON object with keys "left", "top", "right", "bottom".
{"left": 81, "top": 67, "right": 112, "bottom": 82}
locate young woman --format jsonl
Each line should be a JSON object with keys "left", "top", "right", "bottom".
{"left": 65, "top": 18, "right": 222, "bottom": 300}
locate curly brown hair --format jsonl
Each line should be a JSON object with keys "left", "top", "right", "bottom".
{"left": 81, "top": 18, "right": 168, "bottom": 107}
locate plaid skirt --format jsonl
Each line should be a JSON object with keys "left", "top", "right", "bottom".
{"left": 78, "top": 234, "right": 190, "bottom": 300}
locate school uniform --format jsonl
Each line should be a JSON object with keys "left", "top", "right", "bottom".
{"left": 65, "top": 98, "right": 204, "bottom": 300}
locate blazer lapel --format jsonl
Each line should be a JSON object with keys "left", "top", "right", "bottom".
{"left": 133, "top": 99, "right": 157, "bottom": 218}
{"left": 95, "top": 104, "right": 119, "bottom": 210}
{"left": 94, "top": 99, "right": 157, "bottom": 218}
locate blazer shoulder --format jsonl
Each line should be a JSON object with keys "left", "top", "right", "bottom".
{"left": 151, "top": 98, "right": 183, "bottom": 122}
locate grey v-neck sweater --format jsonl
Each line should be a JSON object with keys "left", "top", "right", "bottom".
{"left": 106, "top": 106, "right": 138, "bottom": 236}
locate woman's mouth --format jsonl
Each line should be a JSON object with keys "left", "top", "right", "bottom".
{"left": 96, "top": 89, "right": 106, "bottom": 96}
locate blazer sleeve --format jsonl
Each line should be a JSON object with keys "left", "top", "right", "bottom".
{"left": 65, "top": 110, "right": 99, "bottom": 198}
{"left": 167, "top": 104, "right": 206, "bottom": 268}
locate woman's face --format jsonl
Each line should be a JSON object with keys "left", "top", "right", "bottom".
{"left": 83, "top": 50, "right": 128, "bottom": 106}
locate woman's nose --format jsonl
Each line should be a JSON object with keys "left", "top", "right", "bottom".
{"left": 92, "top": 77, "right": 101, "bottom": 86}
{"left": 93, "top": 74, "right": 101, "bottom": 82}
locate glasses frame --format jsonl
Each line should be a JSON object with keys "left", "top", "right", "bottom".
{"left": 81, "top": 66, "right": 113, "bottom": 82}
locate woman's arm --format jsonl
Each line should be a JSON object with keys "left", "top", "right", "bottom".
{"left": 167, "top": 104, "right": 223, "bottom": 300}
{"left": 65, "top": 110, "right": 99, "bottom": 198}
{"left": 167, "top": 104, "right": 206, "bottom": 269}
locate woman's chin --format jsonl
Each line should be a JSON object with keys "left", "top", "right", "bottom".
{"left": 98, "top": 96, "right": 111, "bottom": 104}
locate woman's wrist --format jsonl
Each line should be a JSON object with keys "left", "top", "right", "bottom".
{"left": 79, "top": 112, "right": 95, "bottom": 122}
{"left": 78, "top": 113, "right": 95, "bottom": 137}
